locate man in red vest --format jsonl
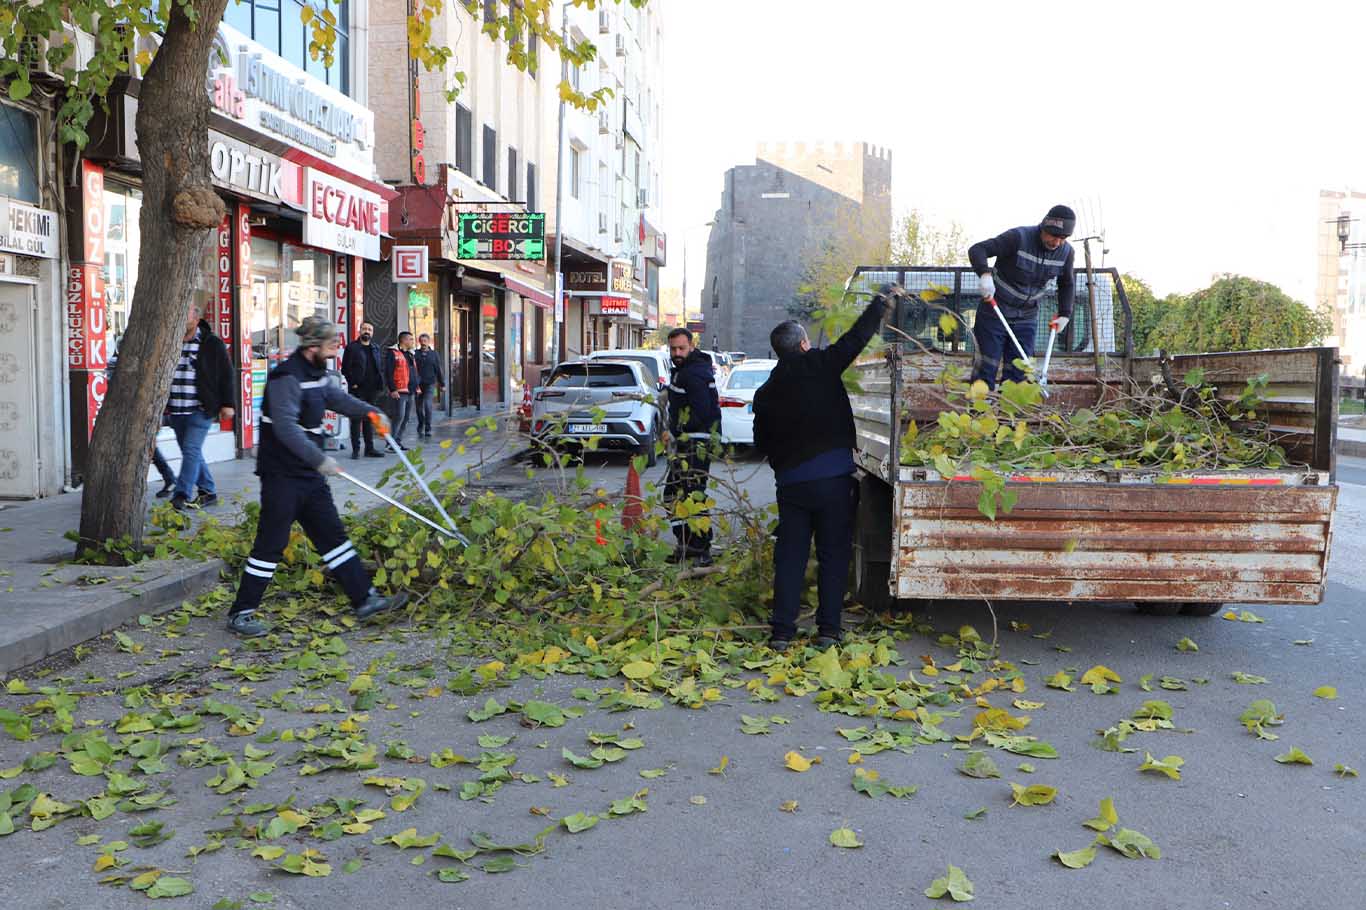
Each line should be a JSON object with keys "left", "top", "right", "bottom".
{"left": 382, "top": 331, "right": 418, "bottom": 450}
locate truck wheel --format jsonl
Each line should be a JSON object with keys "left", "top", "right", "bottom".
{"left": 1179, "top": 602, "right": 1224, "bottom": 617}
{"left": 1134, "top": 602, "right": 1184, "bottom": 616}
{"left": 851, "top": 476, "right": 894, "bottom": 612}
{"left": 853, "top": 548, "right": 893, "bottom": 613}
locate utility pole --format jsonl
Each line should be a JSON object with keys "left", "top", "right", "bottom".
{"left": 551, "top": 0, "right": 569, "bottom": 363}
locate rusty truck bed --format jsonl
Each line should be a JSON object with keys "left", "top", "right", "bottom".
{"left": 851, "top": 346, "right": 1340, "bottom": 606}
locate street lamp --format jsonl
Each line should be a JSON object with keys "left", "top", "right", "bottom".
{"left": 1335, "top": 212, "right": 1366, "bottom": 254}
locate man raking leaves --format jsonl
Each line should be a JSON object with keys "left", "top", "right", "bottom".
{"left": 227, "top": 317, "right": 409, "bottom": 637}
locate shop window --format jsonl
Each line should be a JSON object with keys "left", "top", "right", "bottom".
{"left": 482, "top": 125, "right": 498, "bottom": 190}
{"left": 456, "top": 105, "right": 473, "bottom": 176}
{"left": 0, "top": 102, "right": 40, "bottom": 204}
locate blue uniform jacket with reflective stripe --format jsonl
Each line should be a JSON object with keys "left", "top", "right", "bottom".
{"left": 667, "top": 349, "right": 721, "bottom": 437}
{"left": 968, "top": 225, "right": 1076, "bottom": 318}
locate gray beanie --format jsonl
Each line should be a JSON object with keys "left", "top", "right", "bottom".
{"left": 297, "top": 316, "right": 339, "bottom": 348}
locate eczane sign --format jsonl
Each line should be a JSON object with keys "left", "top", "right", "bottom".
{"left": 302, "top": 169, "right": 383, "bottom": 259}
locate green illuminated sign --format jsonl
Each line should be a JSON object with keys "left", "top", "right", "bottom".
{"left": 456, "top": 212, "right": 546, "bottom": 261}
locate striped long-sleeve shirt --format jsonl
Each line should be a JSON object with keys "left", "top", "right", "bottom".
{"left": 168, "top": 328, "right": 201, "bottom": 415}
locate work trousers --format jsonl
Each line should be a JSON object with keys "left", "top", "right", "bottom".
{"left": 350, "top": 389, "right": 383, "bottom": 454}
{"left": 663, "top": 437, "right": 714, "bottom": 556}
{"left": 231, "top": 473, "right": 370, "bottom": 617}
{"left": 971, "top": 303, "right": 1038, "bottom": 390}
{"left": 770, "top": 474, "right": 858, "bottom": 641}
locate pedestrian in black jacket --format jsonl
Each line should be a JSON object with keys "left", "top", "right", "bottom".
{"left": 752, "top": 288, "right": 897, "bottom": 649}
{"left": 164, "top": 303, "right": 236, "bottom": 511}
{"left": 340, "top": 321, "right": 386, "bottom": 458}
{"left": 413, "top": 333, "right": 444, "bottom": 438}
{"left": 227, "top": 316, "right": 407, "bottom": 637}
{"left": 663, "top": 328, "right": 721, "bottom": 565}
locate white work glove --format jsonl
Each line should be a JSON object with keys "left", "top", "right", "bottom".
{"left": 317, "top": 456, "right": 341, "bottom": 476}
{"left": 1049, "top": 315, "right": 1070, "bottom": 333}
{"left": 978, "top": 274, "right": 995, "bottom": 300}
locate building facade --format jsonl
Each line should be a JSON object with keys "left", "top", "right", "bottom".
{"left": 370, "top": 0, "right": 556, "bottom": 414}
{"left": 0, "top": 95, "right": 65, "bottom": 499}
{"left": 1317, "top": 188, "right": 1366, "bottom": 376}
{"left": 4, "top": 2, "right": 386, "bottom": 498}
{"left": 703, "top": 142, "right": 892, "bottom": 356}
{"left": 545, "top": 0, "right": 666, "bottom": 359}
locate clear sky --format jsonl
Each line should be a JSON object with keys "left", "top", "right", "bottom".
{"left": 658, "top": 0, "right": 1364, "bottom": 308}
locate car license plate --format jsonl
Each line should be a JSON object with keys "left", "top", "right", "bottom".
{"left": 569, "top": 423, "right": 608, "bottom": 434}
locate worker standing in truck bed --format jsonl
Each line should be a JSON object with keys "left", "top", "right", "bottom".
{"left": 968, "top": 204, "right": 1076, "bottom": 389}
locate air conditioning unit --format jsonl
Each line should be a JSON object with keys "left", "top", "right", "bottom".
{"left": 637, "top": 188, "right": 649, "bottom": 208}
{"left": 615, "top": 34, "right": 626, "bottom": 57}
{"left": 598, "top": 110, "right": 610, "bottom": 134}
{"left": 598, "top": 212, "right": 608, "bottom": 233}
{"left": 28, "top": 24, "right": 96, "bottom": 77}
{"left": 598, "top": 9, "right": 610, "bottom": 33}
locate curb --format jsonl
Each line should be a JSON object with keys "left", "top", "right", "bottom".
{"left": 0, "top": 559, "right": 226, "bottom": 675}
{"left": 0, "top": 448, "right": 527, "bottom": 675}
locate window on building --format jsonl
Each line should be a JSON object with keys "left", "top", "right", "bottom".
{"left": 484, "top": 0, "right": 497, "bottom": 25}
{"left": 526, "top": 162, "right": 537, "bottom": 212}
{"left": 570, "top": 62, "right": 581, "bottom": 92}
{"left": 482, "top": 125, "right": 498, "bottom": 190}
{"left": 711, "top": 278, "right": 719, "bottom": 310}
{"left": 569, "top": 148, "right": 583, "bottom": 200}
{"left": 507, "top": 146, "right": 519, "bottom": 201}
{"left": 597, "top": 163, "right": 609, "bottom": 229}
{"left": 220, "top": 0, "right": 351, "bottom": 96}
{"left": 455, "top": 105, "right": 473, "bottom": 176}
{"left": 0, "top": 102, "right": 40, "bottom": 204}
{"left": 528, "top": 29, "right": 538, "bottom": 77}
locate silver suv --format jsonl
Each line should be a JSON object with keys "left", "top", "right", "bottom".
{"left": 530, "top": 360, "right": 662, "bottom": 465}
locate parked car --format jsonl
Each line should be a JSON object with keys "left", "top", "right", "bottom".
{"left": 701, "top": 350, "right": 731, "bottom": 384}
{"left": 530, "top": 360, "right": 662, "bottom": 465}
{"left": 727, "top": 351, "right": 749, "bottom": 364}
{"left": 586, "top": 348, "right": 671, "bottom": 393}
{"left": 717, "top": 358, "right": 777, "bottom": 445}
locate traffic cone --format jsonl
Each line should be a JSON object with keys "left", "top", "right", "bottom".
{"left": 517, "top": 384, "right": 533, "bottom": 433}
{"left": 621, "top": 461, "right": 644, "bottom": 531}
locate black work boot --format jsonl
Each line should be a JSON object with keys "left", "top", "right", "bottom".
{"left": 356, "top": 589, "right": 409, "bottom": 621}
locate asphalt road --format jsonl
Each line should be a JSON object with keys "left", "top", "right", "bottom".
{"left": 0, "top": 454, "right": 1362, "bottom": 909}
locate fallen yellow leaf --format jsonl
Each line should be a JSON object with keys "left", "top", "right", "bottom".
{"left": 1080, "top": 665, "right": 1122, "bottom": 686}
{"left": 784, "top": 751, "right": 814, "bottom": 772}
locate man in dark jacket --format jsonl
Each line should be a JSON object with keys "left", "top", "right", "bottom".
{"left": 968, "top": 204, "right": 1076, "bottom": 389}
{"left": 662, "top": 327, "right": 721, "bottom": 565}
{"left": 166, "top": 302, "right": 236, "bottom": 511}
{"left": 340, "top": 321, "right": 385, "bottom": 459}
{"left": 413, "top": 333, "right": 444, "bottom": 438}
{"left": 753, "top": 288, "right": 897, "bottom": 649}
{"left": 227, "top": 317, "right": 407, "bottom": 637}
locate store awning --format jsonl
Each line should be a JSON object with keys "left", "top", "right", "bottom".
{"left": 505, "top": 277, "right": 554, "bottom": 309}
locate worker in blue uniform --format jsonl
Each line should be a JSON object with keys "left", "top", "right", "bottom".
{"left": 227, "top": 316, "right": 408, "bottom": 636}
{"left": 968, "top": 204, "right": 1076, "bottom": 389}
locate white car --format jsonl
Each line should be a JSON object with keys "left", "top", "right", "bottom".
{"left": 717, "top": 358, "right": 776, "bottom": 445}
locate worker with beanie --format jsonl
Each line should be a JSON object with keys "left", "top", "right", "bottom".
{"left": 227, "top": 316, "right": 409, "bottom": 637}
{"left": 967, "top": 204, "right": 1077, "bottom": 389}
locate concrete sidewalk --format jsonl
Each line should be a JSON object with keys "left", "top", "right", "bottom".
{"left": 0, "top": 410, "right": 525, "bottom": 673}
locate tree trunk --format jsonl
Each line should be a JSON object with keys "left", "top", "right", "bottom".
{"left": 76, "top": 0, "right": 230, "bottom": 560}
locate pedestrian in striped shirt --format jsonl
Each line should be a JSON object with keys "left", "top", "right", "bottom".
{"left": 167, "top": 301, "right": 237, "bottom": 511}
